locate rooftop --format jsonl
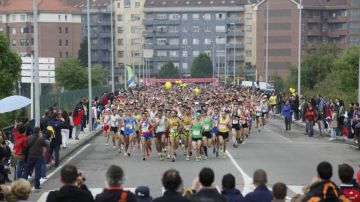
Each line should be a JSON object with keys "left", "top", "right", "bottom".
{"left": 0, "top": 0, "right": 80, "bottom": 13}
{"left": 144, "top": 0, "right": 247, "bottom": 8}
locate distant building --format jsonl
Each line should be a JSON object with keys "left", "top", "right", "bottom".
{"left": 255, "top": 0, "right": 350, "bottom": 81}
{"left": 244, "top": 3, "right": 256, "bottom": 80}
{"left": 0, "top": 0, "right": 81, "bottom": 63}
{"left": 114, "top": 0, "right": 145, "bottom": 83}
{"left": 349, "top": 0, "right": 360, "bottom": 45}
{"left": 71, "top": 0, "right": 115, "bottom": 83}
{"left": 143, "top": 0, "right": 246, "bottom": 78}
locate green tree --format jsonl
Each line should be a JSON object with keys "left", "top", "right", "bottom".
{"left": 0, "top": 33, "right": 21, "bottom": 99}
{"left": 91, "top": 64, "right": 107, "bottom": 86}
{"left": 78, "top": 38, "right": 88, "bottom": 67}
{"left": 56, "top": 58, "right": 87, "bottom": 90}
{"left": 191, "top": 53, "right": 213, "bottom": 78}
{"left": 271, "top": 71, "right": 285, "bottom": 91}
{"left": 157, "top": 62, "right": 181, "bottom": 78}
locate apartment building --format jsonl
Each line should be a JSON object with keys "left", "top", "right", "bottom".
{"left": 143, "top": 0, "right": 246, "bottom": 78}
{"left": 114, "top": 0, "right": 145, "bottom": 83}
{"left": 0, "top": 0, "right": 81, "bottom": 63}
{"left": 244, "top": 3, "right": 256, "bottom": 79}
{"left": 255, "top": 0, "right": 350, "bottom": 81}
{"left": 349, "top": 0, "right": 360, "bottom": 45}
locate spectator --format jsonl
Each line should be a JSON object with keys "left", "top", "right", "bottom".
{"left": 135, "top": 186, "right": 152, "bottom": 202}
{"left": 302, "top": 161, "right": 349, "bottom": 202}
{"left": 357, "top": 168, "right": 360, "bottom": 186}
{"left": 61, "top": 111, "right": 70, "bottom": 149}
{"left": 293, "top": 95, "right": 300, "bottom": 121}
{"left": 0, "top": 179, "right": 32, "bottom": 202}
{"left": 95, "top": 165, "right": 136, "bottom": 202}
{"left": 244, "top": 169, "right": 272, "bottom": 202}
{"left": 282, "top": 100, "right": 293, "bottom": 131}
{"left": 13, "top": 122, "right": 28, "bottom": 180}
{"left": 69, "top": 112, "right": 74, "bottom": 139}
{"left": 189, "top": 167, "right": 226, "bottom": 202}
{"left": 221, "top": 173, "right": 244, "bottom": 202}
{"left": 305, "top": 104, "right": 316, "bottom": 137}
{"left": 46, "top": 164, "right": 93, "bottom": 202}
{"left": 153, "top": 169, "right": 189, "bottom": 202}
{"left": 329, "top": 107, "right": 338, "bottom": 141}
{"left": 22, "top": 127, "right": 48, "bottom": 190}
{"left": 272, "top": 182, "right": 287, "bottom": 202}
{"left": 73, "top": 105, "right": 84, "bottom": 140}
{"left": 338, "top": 163, "right": 360, "bottom": 202}
{"left": 0, "top": 135, "right": 11, "bottom": 185}
{"left": 48, "top": 113, "right": 62, "bottom": 167}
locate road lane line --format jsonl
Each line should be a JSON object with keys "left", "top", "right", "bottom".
{"left": 225, "top": 150, "right": 254, "bottom": 194}
{"left": 264, "top": 127, "right": 293, "bottom": 143}
{"left": 40, "top": 143, "right": 92, "bottom": 186}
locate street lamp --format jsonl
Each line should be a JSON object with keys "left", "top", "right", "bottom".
{"left": 32, "top": 0, "right": 40, "bottom": 126}
{"left": 297, "top": 0, "right": 302, "bottom": 97}
{"left": 265, "top": 0, "right": 269, "bottom": 84}
{"left": 87, "top": 0, "right": 93, "bottom": 131}
{"left": 110, "top": 0, "right": 115, "bottom": 92}
{"left": 211, "top": 40, "right": 215, "bottom": 78}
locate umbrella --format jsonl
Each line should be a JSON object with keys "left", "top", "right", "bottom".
{"left": 0, "top": 95, "right": 32, "bottom": 113}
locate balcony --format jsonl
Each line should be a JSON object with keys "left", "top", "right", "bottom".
{"left": 307, "top": 29, "right": 321, "bottom": 36}
{"left": 143, "top": 19, "right": 181, "bottom": 26}
{"left": 227, "top": 55, "right": 245, "bottom": 61}
{"left": 226, "top": 43, "right": 244, "bottom": 49}
{"left": 227, "top": 31, "right": 244, "bottom": 37}
{"left": 99, "top": 32, "right": 111, "bottom": 38}
{"left": 226, "top": 18, "right": 245, "bottom": 25}
{"left": 327, "top": 29, "right": 348, "bottom": 37}
{"left": 327, "top": 16, "right": 347, "bottom": 23}
{"left": 145, "top": 44, "right": 180, "bottom": 50}
{"left": 306, "top": 16, "right": 321, "bottom": 23}
{"left": 143, "top": 31, "right": 180, "bottom": 38}
{"left": 149, "top": 56, "right": 180, "bottom": 62}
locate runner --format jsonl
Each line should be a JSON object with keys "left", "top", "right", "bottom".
{"left": 211, "top": 108, "right": 220, "bottom": 157}
{"left": 101, "top": 108, "right": 111, "bottom": 146}
{"left": 218, "top": 111, "right": 230, "bottom": 159}
{"left": 167, "top": 110, "right": 181, "bottom": 162}
{"left": 139, "top": 111, "right": 154, "bottom": 161}
{"left": 191, "top": 113, "right": 203, "bottom": 162}
{"left": 181, "top": 107, "right": 192, "bottom": 161}
{"left": 154, "top": 110, "right": 166, "bottom": 161}
{"left": 201, "top": 110, "right": 212, "bottom": 159}
{"left": 231, "top": 106, "right": 241, "bottom": 147}
{"left": 123, "top": 109, "right": 136, "bottom": 157}
{"left": 109, "top": 109, "right": 120, "bottom": 149}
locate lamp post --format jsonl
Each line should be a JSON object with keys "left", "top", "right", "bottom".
{"left": 297, "top": 0, "right": 302, "bottom": 97}
{"left": 358, "top": 54, "right": 360, "bottom": 104}
{"left": 212, "top": 40, "right": 215, "bottom": 78}
{"left": 87, "top": 0, "right": 93, "bottom": 131}
{"left": 33, "top": 0, "right": 40, "bottom": 126}
{"left": 265, "top": 0, "right": 269, "bottom": 84}
{"left": 110, "top": 0, "right": 115, "bottom": 92}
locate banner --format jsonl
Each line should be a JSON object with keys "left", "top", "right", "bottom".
{"left": 126, "top": 65, "right": 135, "bottom": 87}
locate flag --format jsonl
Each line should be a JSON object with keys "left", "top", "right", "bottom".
{"left": 126, "top": 65, "right": 135, "bottom": 87}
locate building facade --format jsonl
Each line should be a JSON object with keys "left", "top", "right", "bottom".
{"left": 0, "top": 0, "right": 81, "bottom": 63}
{"left": 244, "top": 3, "right": 256, "bottom": 79}
{"left": 114, "top": 0, "right": 145, "bottom": 83}
{"left": 349, "top": 0, "right": 360, "bottom": 45}
{"left": 255, "top": 0, "right": 350, "bottom": 81}
{"left": 143, "top": 0, "right": 246, "bottom": 78}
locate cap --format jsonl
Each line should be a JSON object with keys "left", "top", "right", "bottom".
{"left": 106, "top": 108, "right": 110, "bottom": 111}
{"left": 135, "top": 186, "right": 152, "bottom": 202}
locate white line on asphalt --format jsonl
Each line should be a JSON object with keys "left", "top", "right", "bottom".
{"left": 225, "top": 150, "right": 254, "bottom": 194}
{"left": 264, "top": 127, "right": 293, "bottom": 143}
{"left": 40, "top": 143, "right": 92, "bottom": 186}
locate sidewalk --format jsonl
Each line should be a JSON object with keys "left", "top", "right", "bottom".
{"left": 272, "top": 113, "right": 356, "bottom": 146}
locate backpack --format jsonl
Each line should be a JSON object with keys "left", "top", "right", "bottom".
{"left": 342, "top": 187, "right": 360, "bottom": 202}
{"left": 118, "top": 190, "right": 128, "bottom": 202}
{"left": 306, "top": 182, "right": 351, "bottom": 202}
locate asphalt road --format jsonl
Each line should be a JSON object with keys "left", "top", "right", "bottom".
{"left": 32, "top": 118, "right": 359, "bottom": 201}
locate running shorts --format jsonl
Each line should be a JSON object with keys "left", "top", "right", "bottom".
{"left": 142, "top": 133, "right": 153, "bottom": 139}
{"left": 170, "top": 131, "right": 180, "bottom": 139}
{"left": 242, "top": 123, "right": 248, "bottom": 128}
{"left": 218, "top": 132, "right": 229, "bottom": 139}
{"left": 182, "top": 130, "right": 191, "bottom": 137}
{"left": 154, "top": 132, "right": 165, "bottom": 140}
{"left": 110, "top": 127, "right": 118, "bottom": 133}
{"left": 124, "top": 132, "right": 134, "bottom": 137}
{"left": 232, "top": 124, "right": 241, "bottom": 131}
{"left": 202, "top": 131, "right": 212, "bottom": 139}
{"left": 103, "top": 124, "right": 110, "bottom": 132}
{"left": 262, "top": 112, "right": 268, "bottom": 118}
{"left": 192, "top": 137, "right": 202, "bottom": 142}
{"left": 212, "top": 127, "right": 219, "bottom": 136}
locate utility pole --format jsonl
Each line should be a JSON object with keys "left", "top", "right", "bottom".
{"left": 265, "top": 0, "right": 269, "bottom": 84}
{"left": 110, "top": 0, "right": 115, "bottom": 92}
{"left": 87, "top": 0, "right": 93, "bottom": 130}
{"left": 358, "top": 53, "right": 360, "bottom": 104}
{"left": 33, "top": 0, "right": 40, "bottom": 126}
{"left": 297, "top": 0, "right": 302, "bottom": 97}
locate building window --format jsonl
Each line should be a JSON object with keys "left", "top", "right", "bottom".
{"left": 118, "top": 51, "right": 124, "bottom": 58}
{"left": 193, "top": 51, "right": 200, "bottom": 57}
{"left": 65, "top": 27, "right": 69, "bottom": 33}
{"left": 169, "top": 38, "right": 179, "bottom": 45}
{"left": 193, "top": 38, "right": 199, "bottom": 45}
{"left": 216, "top": 50, "right": 225, "bottom": 57}
{"left": 168, "top": 26, "right": 179, "bottom": 32}
{"left": 157, "top": 38, "right": 168, "bottom": 45}
{"left": 20, "top": 39, "right": 29, "bottom": 46}
{"left": 245, "top": 50, "right": 252, "bottom": 57}
{"left": 20, "top": 14, "right": 26, "bottom": 21}
{"left": 59, "top": 51, "right": 62, "bottom": 58}
{"left": 59, "top": 27, "right": 62, "bottom": 33}
{"left": 0, "top": 16, "right": 3, "bottom": 23}
{"left": 156, "top": 25, "right": 167, "bottom": 32}
{"left": 124, "top": 0, "right": 131, "bottom": 8}
{"left": 245, "top": 37, "right": 252, "bottom": 44}
{"left": 182, "top": 38, "right": 188, "bottom": 45}
{"left": 117, "top": 27, "right": 124, "bottom": 33}
{"left": 157, "top": 50, "right": 167, "bottom": 57}
{"left": 59, "top": 39, "right": 62, "bottom": 46}
{"left": 169, "top": 51, "right": 179, "bottom": 57}
{"left": 182, "top": 51, "right": 188, "bottom": 57}
{"left": 117, "top": 15, "right": 123, "bottom": 21}
{"left": 204, "top": 38, "right": 211, "bottom": 44}
{"left": 182, "top": 14, "right": 188, "bottom": 20}
{"left": 216, "top": 37, "right": 225, "bottom": 44}
{"left": 169, "top": 14, "right": 180, "bottom": 20}
{"left": 182, "top": 63, "right": 188, "bottom": 69}
{"left": 12, "top": 39, "right": 16, "bottom": 46}
{"left": 117, "top": 2, "right": 121, "bottom": 8}
{"left": 131, "top": 26, "right": 141, "bottom": 33}
{"left": 203, "top": 13, "right": 211, "bottom": 20}
{"left": 193, "top": 26, "right": 200, "bottom": 32}
{"left": 246, "top": 25, "right": 252, "bottom": 32}
{"left": 11, "top": 15, "right": 16, "bottom": 22}
{"left": 131, "top": 38, "right": 141, "bottom": 45}
{"left": 192, "top": 13, "right": 199, "bottom": 20}
{"left": 216, "top": 26, "right": 225, "bottom": 32}
{"left": 156, "top": 14, "right": 167, "bottom": 20}
{"left": 58, "top": 15, "right": 61, "bottom": 21}
{"left": 135, "top": 2, "right": 141, "bottom": 7}
{"left": 66, "top": 39, "right": 69, "bottom": 46}
{"left": 118, "top": 39, "right": 123, "bottom": 45}
{"left": 131, "top": 14, "right": 140, "bottom": 21}
{"left": 216, "top": 13, "right": 225, "bottom": 20}
{"left": 245, "top": 13, "right": 252, "bottom": 20}
{"left": 12, "top": 28, "right": 16, "bottom": 35}
{"left": 21, "top": 27, "right": 29, "bottom": 33}
{"left": 65, "top": 15, "right": 68, "bottom": 21}
{"left": 131, "top": 50, "right": 141, "bottom": 57}
{"left": 205, "top": 25, "right": 211, "bottom": 32}
{"left": 92, "top": 39, "right": 98, "bottom": 45}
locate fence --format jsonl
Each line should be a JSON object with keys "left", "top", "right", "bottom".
{"left": 40, "top": 84, "right": 124, "bottom": 113}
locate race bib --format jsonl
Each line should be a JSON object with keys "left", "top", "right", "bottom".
{"left": 232, "top": 120, "right": 238, "bottom": 124}
{"left": 204, "top": 125, "right": 210, "bottom": 131}
{"left": 193, "top": 130, "right": 200, "bottom": 136}
{"left": 184, "top": 125, "right": 191, "bottom": 130}
{"left": 126, "top": 124, "right": 133, "bottom": 129}
{"left": 219, "top": 125, "right": 227, "bottom": 130}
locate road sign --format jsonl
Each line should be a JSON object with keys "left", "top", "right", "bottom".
{"left": 21, "top": 70, "right": 55, "bottom": 77}
{"left": 21, "top": 77, "right": 55, "bottom": 84}
{"left": 21, "top": 63, "right": 55, "bottom": 71}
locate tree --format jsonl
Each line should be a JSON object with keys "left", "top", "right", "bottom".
{"left": 191, "top": 53, "right": 213, "bottom": 78}
{"left": 0, "top": 33, "right": 21, "bottom": 99}
{"left": 157, "top": 62, "right": 181, "bottom": 78}
{"left": 55, "top": 58, "right": 108, "bottom": 90}
{"left": 271, "top": 71, "right": 284, "bottom": 91}
{"left": 78, "top": 38, "right": 88, "bottom": 67}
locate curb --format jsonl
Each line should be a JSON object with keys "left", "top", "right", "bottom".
{"left": 28, "top": 130, "right": 102, "bottom": 184}
{"left": 272, "top": 114, "right": 356, "bottom": 147}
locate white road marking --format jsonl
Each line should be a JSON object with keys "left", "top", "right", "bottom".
{"left": 264, "top": 127, "right": 293, "bottom": 143}
{"left": 39, "top": 144, "right": 92, "bottom": 186}
{"left": 37, "top": 187, "right": 136, "bottom": 202}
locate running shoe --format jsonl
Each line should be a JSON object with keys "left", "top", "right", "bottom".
{"left": 127, "top": 153, "right": 131, "bottom": 157}
{"left": 221, "top": 153, "right": 226, "bottom": 159}
{"left": 216, "top": 151, "right": 219, "bottom": 158}
{"left": 143, "top": 156, "right": 146, "bottom": 161}
{"left": 186, "top": 156, "right": 190, "bottom": 161}
{"left": 105, "top": 143, "right": 109, "bottom": 146}
{"left": 112, "top": 145, "right": 116, "bottom": 149}
{"left": 202, "top": 156, "right": 208, "bottom": 160}
{"left": 172, "top": 156, "right": 176, "bottom": 162}
{"left": 118, "top": 148, "right": 122, "bottom": 153}
{"left": 124, "top": 152, "right": 127, "bottom": 156}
